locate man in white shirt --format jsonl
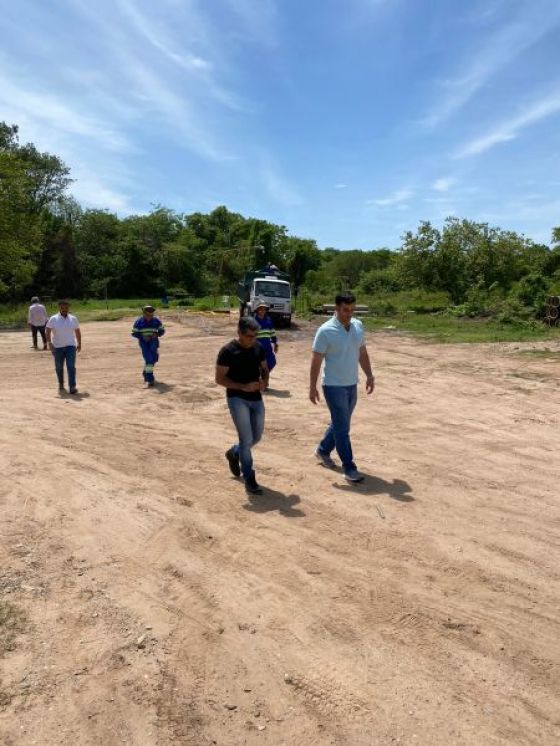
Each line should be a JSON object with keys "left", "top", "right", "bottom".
{"left": 46, "top": 300, "right": 82, "bottom": 394}
{"left": 27, "top": 296, "right": 49, "bottom": 350}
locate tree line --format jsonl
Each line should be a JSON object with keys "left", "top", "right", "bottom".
{"left": 2, "top": 121, "right": 560, "bottom": 317}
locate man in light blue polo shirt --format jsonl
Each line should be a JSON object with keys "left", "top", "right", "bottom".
{"left": 309, "top": 293, "right": 375, "bottom": 482}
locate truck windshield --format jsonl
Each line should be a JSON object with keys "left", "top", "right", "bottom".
{"left": 255, "top": 281, "right": 291, "bottom": 298}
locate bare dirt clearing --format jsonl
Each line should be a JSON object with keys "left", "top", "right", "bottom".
{"left": 1, "top": 313, "right": 560, "bottom": 745}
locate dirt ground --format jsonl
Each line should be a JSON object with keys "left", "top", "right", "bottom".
{"left": 1, "top": 312, "right": 560, "bottom": 746}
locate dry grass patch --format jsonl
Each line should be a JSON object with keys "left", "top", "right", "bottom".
{"left": 0, "top": 600, "right": 27, "bottom": 655}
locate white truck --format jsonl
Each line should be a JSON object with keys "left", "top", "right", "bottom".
{"left": 237, "top": 269, "right": 292, "bottom": 327}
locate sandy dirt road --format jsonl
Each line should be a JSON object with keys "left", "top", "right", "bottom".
{"left": 1, "top": 312, "right": 560, "bottom": 746}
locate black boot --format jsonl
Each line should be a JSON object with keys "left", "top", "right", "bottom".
{"left": 244, "top": 472, "right": 263, "bottom": 495}
{"left": 225, "top": 448, "right": 241, "bottom": 477}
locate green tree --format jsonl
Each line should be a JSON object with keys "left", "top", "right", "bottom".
{"left": 114, "top": 208, "right": 182, "bottom": 296}
{"left": 0, "top": 122, "right": 71, "bottom": 299}
{"left": 34, "top": 212, "right": 81, "bottom": 297}
{"left": 74, "top": 210, "right": 123, "bottom": 296}
{"left": 0, "top": 151, "right": 41, "bottom": 297}
{"left": 396, "top": 218, "right": 540, "bottom": 304}
{"left": 397, "top": 221, "right": 442, "bottom": 291}
{"left": 281, "top": 237, "right": 321, "bottom": 290}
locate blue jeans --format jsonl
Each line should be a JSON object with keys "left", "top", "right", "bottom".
{"left": 227, "top": 397, "right": 265, "bottom": 479}
{"left": 318, "top": 384, "right": 358, "bottom": 473}
{"left": 52, "top": 346, "right": 77, "bottom": 389}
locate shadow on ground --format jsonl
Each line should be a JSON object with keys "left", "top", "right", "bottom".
{"left": 58, "top": 390, "right": 90, "bottom": 401}
{"left": 244, "top": 487, "right": 305, "bottom": 517}
{"left": 264, "top": 388, "right": 291, "bottom": 398}
{"left": 152, "top": 382, "right": 175, "bottom": 394}
{"left": 334, "top": 474, "right": 415, "bottom": 501}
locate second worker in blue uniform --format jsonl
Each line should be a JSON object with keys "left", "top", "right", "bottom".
{"left": 253, "top": 300, "right": 278, "bottom": 385}
{"left": 131, "top": 305, "right": 166, "bottom": 387}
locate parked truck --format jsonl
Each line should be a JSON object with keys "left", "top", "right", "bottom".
{"left": 237, "top": 268, "right": 292, "bottom": 327}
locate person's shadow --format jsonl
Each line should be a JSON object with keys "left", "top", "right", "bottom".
{"left": 58, "top": 390, "right": 90, "bottom": 400}
{"left": 152, "top": 382, "right": 175, "bottom": 394}
{"left": 243, "top": 487, "right": 305, "bottom": 517}
{"left": 333, "top": 474, "right": 415, "bottom": 502}
{"left": 264, "top": 388, "right": 291, "bottom": 398}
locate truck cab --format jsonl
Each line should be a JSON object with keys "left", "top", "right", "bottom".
{"left": 237, "top": 271, "right": 292, "bottom": 327}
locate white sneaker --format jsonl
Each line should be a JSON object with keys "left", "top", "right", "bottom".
{"left": 344, "top": 469, "right": 365, "bottom": 483}
{"left": 315, "top": 447, "right": 336, "bottom": 469}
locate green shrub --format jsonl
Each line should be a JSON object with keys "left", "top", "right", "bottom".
{"left": 174, "top": 298, "right": 194, "bottom": 307}
{"left": 358, "top": 269, "right": 402, "bottom": 295}
{"left": 463, "top": 286, "right": 495, "bottom": 316}
{"left": 361, "top": 289, "right": 450, "bottom": 315}
{"left": 369, "top": 299, "right": 398, "bottom": 315}
{"left": 509, "top": 273, "right": 549, "bottom": 315}
{"left": 192, "top": 297, "right": 215, "bottom": 311}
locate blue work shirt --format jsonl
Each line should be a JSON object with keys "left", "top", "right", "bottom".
{"left": 312, "top": 315, "right": 364, "bottom": 386}
{"left": 131, "top": 316, "right": 166, "bottom": 346}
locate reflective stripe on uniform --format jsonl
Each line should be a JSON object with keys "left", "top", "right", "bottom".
{"left": 132, "top": 324, "right": 164, "bottom": 334}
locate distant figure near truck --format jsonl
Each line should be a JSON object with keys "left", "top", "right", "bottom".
{"left": 253, "top": 299, "right": 278, "bottom": 379}
{"left": 237, "top": 267, "right": 292, "bottom": 327}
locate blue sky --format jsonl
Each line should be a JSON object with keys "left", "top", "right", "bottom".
{"left": 1, "top": 0, "right": 560, "bottom": 248}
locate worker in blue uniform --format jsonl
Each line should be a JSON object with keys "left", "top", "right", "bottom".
{"left": 253, "top": 299, "right": 278, "bottom": 381}
{"left": 131, "top": 305, "right": 166, "bottom": 386}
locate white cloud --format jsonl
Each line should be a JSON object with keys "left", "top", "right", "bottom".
{"left": 334, "top": 183, "right": 348, "bottom": 189}
{"left": 113, "top": 0, "right": 246, "bottom": 113}
{"left": 424, "top": 2, "right": 560, "bottom": 127}
{"left": 118, "top": 52, "right": 237, "bottom": 161}
{"left": 71, "top": 175, "right": 134, "bottom": 213}
{"left": 63, "top": 0, "right": 244, "bottom": 162}
{"left": 432, "top": 177, "right": 457, "bottom": 192}
{"left": 366, "top": 188, "right": 413, "bottom": 206}
{"left": 0, "top": 70, "right": 132, "bottom": 153}
{"left": 116, "top": 0, "right": 211, "bottom": 72}
{"left": 455, "top": 90, "right": 560, "bottom": 158}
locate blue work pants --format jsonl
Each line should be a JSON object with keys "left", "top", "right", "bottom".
{"left": 140, "top": 340, "right": 159, "bottom": 382}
